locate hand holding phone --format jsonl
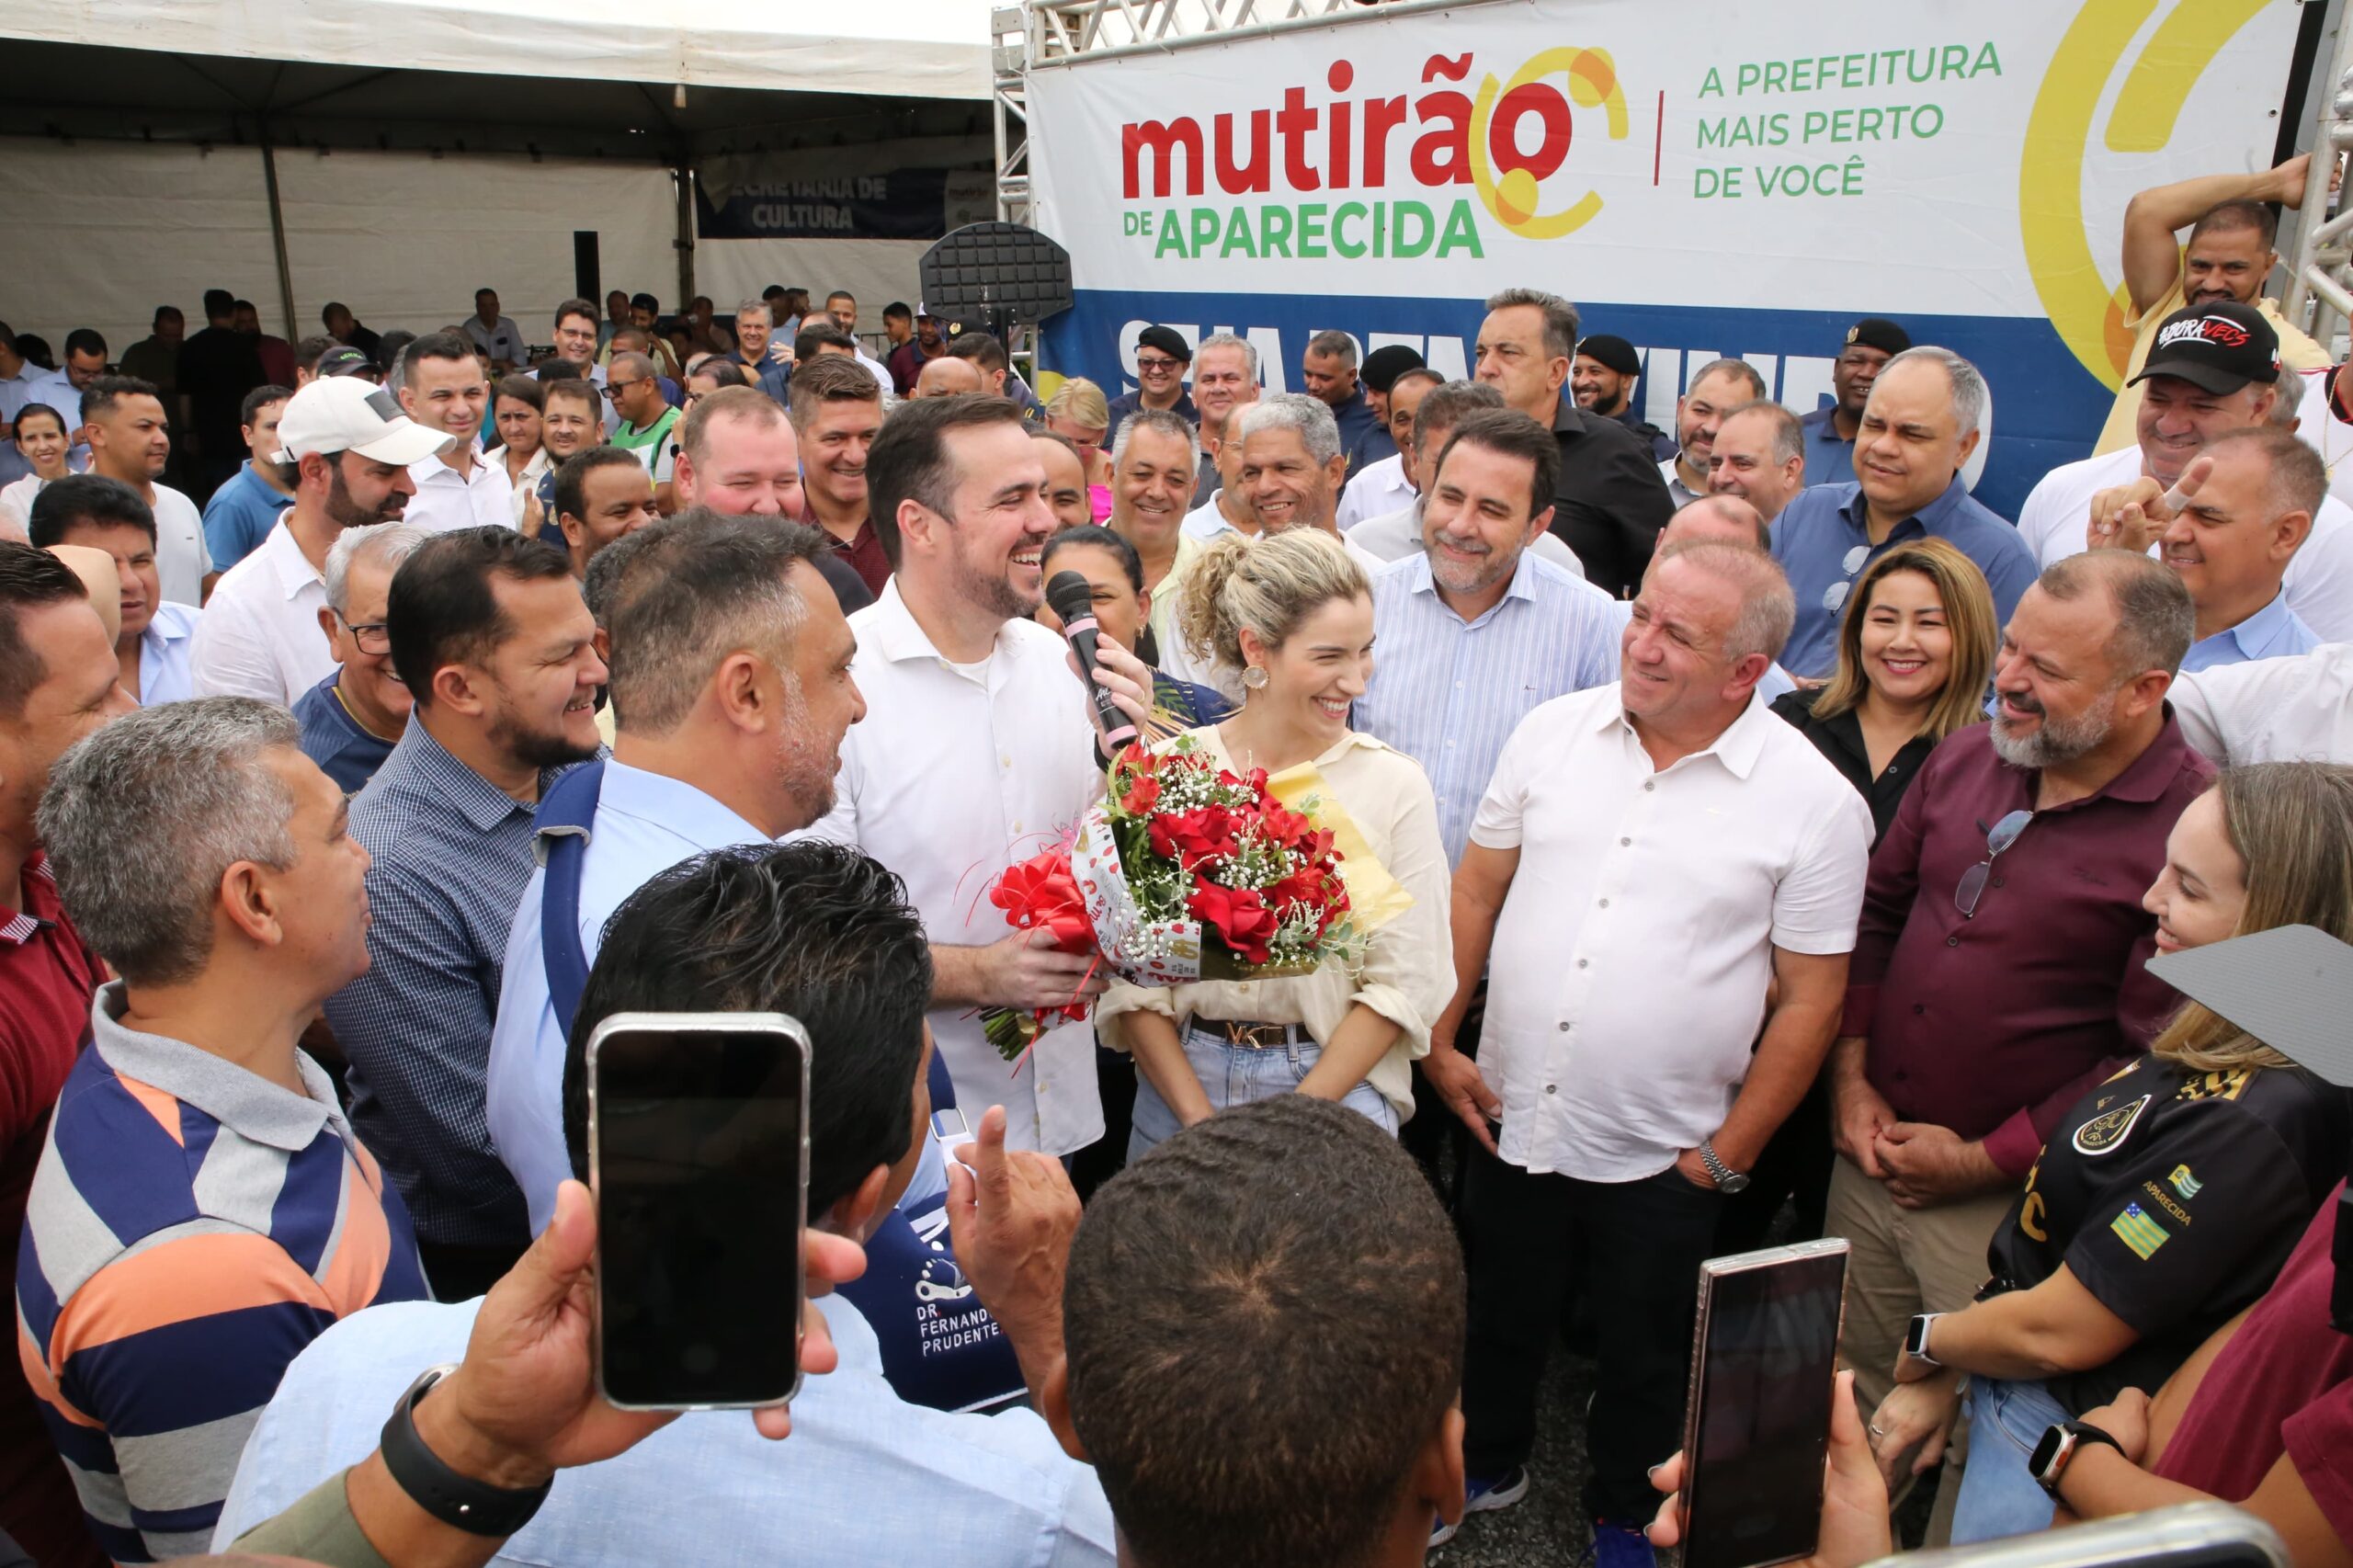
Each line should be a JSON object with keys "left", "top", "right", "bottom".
{"left": 1674, "top": 1240, "right": 1852, "bottom": 1568}
{"left": 588, "top": 1013, "right": 813, "bottom": 1412}
{"left": 1649, "top": 1368, "right": 1892, "bottom": 1568}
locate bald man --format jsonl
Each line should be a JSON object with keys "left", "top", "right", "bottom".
{"left": 1622, "top": 496, "right": 1793, "bottom": 701}
{"left": 914, "top": 356, "right": 984, "bottom": 399}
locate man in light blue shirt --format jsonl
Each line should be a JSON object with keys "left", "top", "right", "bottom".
{"left": 2144, "top": 425, "right": 2325, "bottom": 675}
{"left": 1771, "top": 347, "right": 2035, "bottom": 677}
{"left": 26, "top": 472, "right": 202, "bottom": 705}
{"left": 217, "top": 840, "right": 1117, "bottom": 1568}
{"left": 1352, "top": 408, "right": 1621, "bottom": 868}
{"left": 487, "top": 513, "right": 863, "bottom": 1228}
{"left": 200, "top": 385, "right": 297, "bottom": 569}
{"left": 23, "top": 329, "right": 106, "bottom": 472}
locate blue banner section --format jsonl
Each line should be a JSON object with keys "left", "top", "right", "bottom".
{"left": 1044, "top": 288, "right": 2116, "bottom": 520}
{"left": 697, "top": 169, "right": 954, "bottom": 241}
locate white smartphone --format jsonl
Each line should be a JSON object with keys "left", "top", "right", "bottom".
{"left": 586, "top": 1011, "right": 811, "bottom": 1412}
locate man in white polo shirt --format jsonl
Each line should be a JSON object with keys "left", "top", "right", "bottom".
{"left": 397, "top": 332, "right": 513, "bottom": 533}
{"left": 801, "top": 393, "right": 1111, "bottom": 1157}
{"left": 1424, "top": 540, "right": 1870, "bottom": 1561}
{"left": 192, "top": 378, "right": 445, "bottom": 704}
{"left": 2017, "top": 301, "right": 2353, "bottom": 640}
{"left": 79, "top": 374, "right": 210, "bottom": 606}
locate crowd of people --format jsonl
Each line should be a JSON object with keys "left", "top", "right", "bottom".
{"left": 0, "top": 146, "right": 2351, "bottom": 1568}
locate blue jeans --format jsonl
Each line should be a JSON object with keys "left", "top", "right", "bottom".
{"left": 1950, "top": 1375, "right": 2072, "bottom": 1542}
{"left": 1129, "top": 1024, "right": 1396, "bottom": 1159}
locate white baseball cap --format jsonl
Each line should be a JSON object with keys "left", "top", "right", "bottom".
{"left": 273, "top": 376, "right": 453, "bottom": 467}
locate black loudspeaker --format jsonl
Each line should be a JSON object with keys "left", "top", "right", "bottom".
{"left": 918, "top": 222, "right": 1074, "bottom": 351}
{"left": 574, "top": 233, "right": 600, "bottom": 308}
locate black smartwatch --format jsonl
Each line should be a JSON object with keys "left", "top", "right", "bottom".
{"left": 2029, "top": 1419, "right": 2123, "bottom": 1500}
{"left": 379, "top": 1363, "right": 553, "bottom": 1537}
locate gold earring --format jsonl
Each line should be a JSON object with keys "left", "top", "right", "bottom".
{"left": 1242, "top": 665, "right": 1268, "bottom": 690}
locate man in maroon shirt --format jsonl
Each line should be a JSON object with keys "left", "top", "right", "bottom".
{"left": 788, "top": 355, "right": 892, "bottom": 597}
{"left": 0, "top": 541, "right": 134, "bottom": 1568}
{"left": 1826, "top": 551, "right": 2212, "bottom": 1430}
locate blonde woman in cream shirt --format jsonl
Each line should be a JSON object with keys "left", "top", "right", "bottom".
{"left": 1097, "top": 528, "right": 1453, "bottom": 1156}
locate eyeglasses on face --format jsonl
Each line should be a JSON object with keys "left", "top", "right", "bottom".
{"left": 335, "top": 610, "right": 392, "bottom": 655}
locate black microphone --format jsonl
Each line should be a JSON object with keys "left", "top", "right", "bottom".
{"left": 1046, "top": 570, "right": 1140, "bottom": 752}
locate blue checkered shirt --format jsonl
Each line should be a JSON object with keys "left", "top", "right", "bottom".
{"left": 1352, "top": 551, "right": 1624, "bottom": 867}
{"left": 322, "top": 722, "right": 583, "bottom": 1249}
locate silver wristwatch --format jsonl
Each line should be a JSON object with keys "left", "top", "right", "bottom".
{"left": 1698, "top": 1140, "right": 1750, "bottom": 1194}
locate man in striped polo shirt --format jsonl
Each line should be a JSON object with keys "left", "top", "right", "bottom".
{"left": 17, "top": 699, "right": 426, "bottom": 1563}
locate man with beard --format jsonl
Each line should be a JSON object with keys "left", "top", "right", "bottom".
{"left": 887, "top": 304, "right": 948, "bottom": 395}
{"left": 324, "top": 527, "right": 607, "bottom": 1301}
{"left": 1824, "top": 551, "right": 2211, "bottom": 1427}
{"left": 804, "top": 393, "right": 1142, "bottom": 1162}
{"left": 193, "top": 376, "right": 443, "bottom": 704}
{"left": 486, "top": 514, "right": 863, "bottom": 1232}
{"left": 1573, "top": 333, "right": 1674, "bottom": 461}
{"left": 1661, "top": 358, "right": 1766, "bottom": 508}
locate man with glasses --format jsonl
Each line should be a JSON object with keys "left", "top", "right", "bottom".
{"left": 1825, "top": 550, "right": 2211, "bottom": 1431}
{"left": 1770, "top": 347, "right": 2037, "bottom": 678}
{"left": 1106, "top": 325, "right": 1197, "bottom": 444}
{"left": 606, "top": 351, "right": 679, "bottom": 515}
{"left": 294, "top": 520, "right": 425, "bottom": 792}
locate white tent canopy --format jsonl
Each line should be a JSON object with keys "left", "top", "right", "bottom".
{"left": 0, "top": 4, "right": 998, "bottom": 353}
{"left": 6, "top": 0, "right": 993, "bottom": 100}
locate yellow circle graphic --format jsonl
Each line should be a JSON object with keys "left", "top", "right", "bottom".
{"left": 2021, "top": 0, "right": 2272, "bottom": 390}
{"left": 1471, "top": 47, "right": 1630, "bottom": 240}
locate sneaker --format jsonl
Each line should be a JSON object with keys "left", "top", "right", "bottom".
{"left": 1586, "top": 1516, "right": 1658, "bottom": 1568}
{"left": 1428, "top": 1466, "right": 1530, "bottom": 1550}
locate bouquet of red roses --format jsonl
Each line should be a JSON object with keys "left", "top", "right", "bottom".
{"left": 982, "top": 734, "right": 1365, "bottom": 1061}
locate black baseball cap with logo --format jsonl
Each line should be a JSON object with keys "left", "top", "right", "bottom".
{"left": 2130, "top": 301, "right": 2280, "bottom": 395}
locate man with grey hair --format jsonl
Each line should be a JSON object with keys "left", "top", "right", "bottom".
{"left": 727, "top": 298, "right": 790, "bottom": 401}
{"left": 1431, "top": 538, "right": 1870, "bottom": 1558}
{"left": 1663, "top": 358, "right": 1769, "bottom": 508}
{"left": 1157, "top": 393, "right": 1383, "bottom": 700}
{"left": 1301, "top": 327, "right": 1383, "bottom": 478}
{"left": 293, "top": 519, "right": 426, "bottom": 792}
{"left": 1107, "top": 409, "right": 1204, "bottom": 659}
{"left": 1829, "top": 551, "right": 2211, "bottom": 1447}
{"left": 21, "top": 698, "right": 426, "bottom": 1562}
{"left": 1474, "top": 287, "right": 1674, "bottom": 598}
{"left": 487, "top": 510, "right": 863, "bottom": 1231}
{"left": 1188, "top": 331, "right": 1260, "bottom": 504}
{"left": 1769, "top": 345, "right": 2036, "bottom": 677}
{"left": 1708, "top": 399, "right": 1808, "bottom": 522}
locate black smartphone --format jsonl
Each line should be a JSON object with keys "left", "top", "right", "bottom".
{"left": 587, "top": 1011, "right": 810, "bottom": 1411}
{"left": 1677, "top": 1238, "right": 1850, "bottom": 1568}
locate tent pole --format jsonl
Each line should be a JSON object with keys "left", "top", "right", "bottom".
{"left": 674, "top": 163, "right": 696, "bottom": 312}
{"left": 259, "top": 135, "right": 300, "bottom": 343}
